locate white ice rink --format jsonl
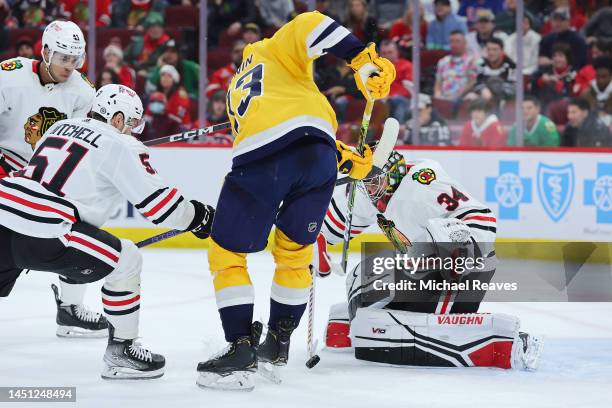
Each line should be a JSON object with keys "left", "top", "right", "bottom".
{"left": 1, "top": 249, "right": 611, "bottom": 408}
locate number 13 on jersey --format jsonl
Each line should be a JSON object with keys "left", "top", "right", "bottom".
{"left": 227, "top": 63, "right": 264, "bottom": 134}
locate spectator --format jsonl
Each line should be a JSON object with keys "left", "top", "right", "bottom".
{"left": 315, "top": 58, "right": 360, "bottom": 122}
{"left": 157, "top": 64, "right": 192, "bottom": 129}
{"left": 198, "top": 90, "right": 233, "bottom": 144}
{"left": 504, "top": 14, "right": 541, "bottom": 75}
{"left": 507, "top": 95, "right": 560, "bottom": 146}
{"left": 208, "top": 0, "right": 258, "bottom": 46}
{"left": 459, "top": 98, "right": 507, "bottom": 146}
{"left": 368, "top": 0, "right": 407, "bottom": 30}
{"left": 539, "top": 1, "right": 587, "bottom": 36}
{"left": 575, "top": 38, "right": 612, "bottom": 94}
{"left": 434, "top": 31, "right": 478, "bottom": 103}
{"left": 57, "top": 0, "right": 111, "bottom": 28}
{"left": 426, "top": 0, "right": 467, "bottom": 51}
{"left": 147, "top": 40, "right": 200, "bottom": 98}
{"left": 389, "top": 3, "right": 427, "bottom": 51}
{"left": 242, "top": 23, "right": 262, "bottom": 44}
{"left": 103, "top": 44, "right": 135, "bottom": 89}
{"left": 15, "top": 36, "right": 34, "bottom": 58}
{"left": 539, "top": 8, "right": 588, "bottom": 69}
{"left": 125, "top": 12, "right": 172, "bottom": 75}
{"left": 379, "top": 40, "right": 413, "bottom": 123}
{"left": 466, "top": 9, "right": 508, "bottom": 58}
{"left": 533, "top": 42, "right": 578, "bottom": 108}
{"left": 404, "top": 94, "right": 452, "bottom": 146}
{"left": 582, "top": 7, "right": 612, "bottom": 44}
{"left": 495, "top": 0, "right": 538, "bottom": 34}
{"left": 20, "top": 0, "right": 46, "bottom": 27}
{"left": 257, "top": 0, "right": 295, "bottom": 29}
{"left": 344, "top": 0, "right": 379, "bottom": 44}
{"left": 315, "top": 0, "right": 341, "bottom": 21}
{"left": 581, "top": 56, "right": 612, "bottom": 126}
{"left": 142, "top": 91, "right": 182, "bottom": 143}
{"left": 95, "top": 68, "right": 120, "bottom": 89}
{"left": 458, "top": 0, "right": 504, "bottom": 29}
{"left": 562, "top": 97, "right": 611, "bottom": 146}
{"left": 205, "top": 40, "right": 246, "bottom": 98}
{"left": 466, "top": 38, "right": 517, "bottom": 105}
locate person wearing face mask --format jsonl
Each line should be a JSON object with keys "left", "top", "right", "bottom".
{"left": 141, "top": 91, "right": 182, "bottom": 143}
{"left": 156, "top": 64, "right": 192, "bottom": 129}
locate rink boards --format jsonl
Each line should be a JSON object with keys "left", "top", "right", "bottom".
{"left": 104, "top": 144, "right": 612, "bottom": 252}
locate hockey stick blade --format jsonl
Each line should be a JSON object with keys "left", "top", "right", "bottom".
{"left": 143, "top": 122, "right": 231, "bottom": 147}
{"left": 334, "top": 117, "right": 400, "bottom": 186}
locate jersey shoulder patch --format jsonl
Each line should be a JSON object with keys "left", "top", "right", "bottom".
{"left": 80, "top": 72, "right": 95, "bottom": 89}
{"left": 411, "top": 167, "right": 437, "bottom": 185}
{"left": 0, "top": 59, "right": 24, "bottom": 71}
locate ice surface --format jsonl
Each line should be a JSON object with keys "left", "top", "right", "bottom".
{"left": 1, "top": 250, "right": 611, "bottom": 408}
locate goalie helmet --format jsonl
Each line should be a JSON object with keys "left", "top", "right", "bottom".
{"left": 92, "top": 84, "right": 145, "bottom": 134}
{"left": 359, "top": 150, "right": 408, "bottom": 212}
{"left": 42, "top": 20, "right": 86, "bottom": 70}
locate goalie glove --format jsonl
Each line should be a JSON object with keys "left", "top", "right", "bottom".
{"left": 347, "top": 43, "right": 396, "bottom": 100}
{"left": 336, "top": 140, "right": 373, "bottom": 180}
{"left": 187, "top": 200, "right": 215, "bottom": 239}
{"left": 311, "top": 233, "right": 342, "bottom": 278}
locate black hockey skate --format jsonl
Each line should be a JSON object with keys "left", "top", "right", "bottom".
{"left": 196, "top": 329, "right": 259, "bottom": 391}
{"left": 101, "top": 324, "right": 165, "bottom": 380}
{"left": 256, "top": 318, "right": 297, "bottom": 384}
{"left": 51, "top": 284, "right": 108, "bottom": 338}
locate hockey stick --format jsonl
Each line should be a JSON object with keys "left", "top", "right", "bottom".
{"left": 341, "top": 98, "right": 374, "bottom": 273}
{"left": 305, "top": 266, "right": 321, "bottom": 369}
{"left": 136, "top": 229, "right": 185, "bottom": 248}
{"left": 142, "top": 122, "right": 231, "bottom": 147}
{"left": 334, "top": 117, "right": 399, "bottom": 187}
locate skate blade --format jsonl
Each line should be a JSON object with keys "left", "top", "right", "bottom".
{"left": 258, "top": 362, "right": 282, "bottom": 384}
{"left": 196, "top": 371, "right": 254, "bottom": 391}
{"left": 101, "top": 364, "right": 164, "bottom": 380}
{"left": 56, "top": 326, "right": 107, "bottom": 339}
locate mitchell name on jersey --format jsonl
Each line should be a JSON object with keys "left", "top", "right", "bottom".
{"left": 0, "top": 117, "right": 195, "bottom": 239}
{"left": 0, "top": 58, "right": 95, "bottom": 170}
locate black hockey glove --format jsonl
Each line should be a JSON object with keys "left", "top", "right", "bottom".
{"left": 187, "top": 200, "right": 215, "bottom": 239}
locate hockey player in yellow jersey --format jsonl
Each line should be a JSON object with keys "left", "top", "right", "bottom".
{"left": 197, "top": 11, "right": 396, "bottom": 391}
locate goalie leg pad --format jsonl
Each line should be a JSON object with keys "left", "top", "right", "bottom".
{"left": 351, "top": 308, "right": 520, "bottom": 369}
{"left": 325, "top": 302, "right": 352, "bottom": 349}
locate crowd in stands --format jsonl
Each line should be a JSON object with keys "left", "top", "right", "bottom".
{"left": 0, "top": 0, "right": 610, "bottom": 147}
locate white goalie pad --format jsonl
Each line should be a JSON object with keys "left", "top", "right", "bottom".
{"left": 350, "top": 308, "right": 521, "bottom": 368}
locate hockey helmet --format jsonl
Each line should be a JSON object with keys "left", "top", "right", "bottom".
{"left": 41, "top": 20, "right": 86, "bottom": 70}
{"left": 92, "top": 84, "right": 145, "bottom": 134}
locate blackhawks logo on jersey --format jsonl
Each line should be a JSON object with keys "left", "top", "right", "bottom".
{"left": 24, "top": 107, "right": 68, "bottom": 150}
{"left": 1, "top": 59, "right": 23, "bottom": 71}
{"left": 412, "top": 168, "right": 436, "bottom": 185}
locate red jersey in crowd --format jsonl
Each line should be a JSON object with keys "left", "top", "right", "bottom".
{"left": 389, "top": 58, "right": 413, "bottom": 97}
{"left": 389, "top": 19, "right": 427, "bottom": 46}
{"left": 139, "top": 32, "right": 171, "bottom": 64}
{"left": 206, "top": 63, "right": 237, "bottom": 97}
{"left": 459, "top": 114, "right": 507, "bottom": 147}
{"left": 166, "top": 88, "right": 192, "bottom": 128}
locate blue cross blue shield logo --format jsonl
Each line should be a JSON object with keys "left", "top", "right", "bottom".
{"left": 584, "top": 163, "right": 612, "bottom": 224}
{"left": 537, "top": 163, "right": 574, "bottom": 222}
{"left": 485, "top": 161, "right": 532, "bottom": 220}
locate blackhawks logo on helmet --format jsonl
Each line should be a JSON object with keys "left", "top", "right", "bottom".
{"left": 412, "top": 168, "right": 436, "bottom": 185}
{"left": 1, "top": 59, "right": 23, "bottom": 71}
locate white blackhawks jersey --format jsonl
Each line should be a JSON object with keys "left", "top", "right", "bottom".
{"left": 0, "top": 118, "right": 196, "bottom": 238}
{"left": 0, "top": 58, "right": 95, "bottom": 170}
{"left": 322, "top": 158, "right": 497, "bottom": 247}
